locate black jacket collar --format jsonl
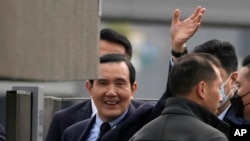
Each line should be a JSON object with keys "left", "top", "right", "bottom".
{"left": 163, "top": 97, "right": 229, "bottom": 136}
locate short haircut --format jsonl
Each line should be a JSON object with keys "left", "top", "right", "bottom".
{"left": 100, "top": 28, "right": 132, "bottom": 59}
{"left": 89, "top": 53, "right": 136, "bottom": 86}
{"left": 242, "top": 54, "right": 250, "bottom": 79}
{"left": 169, "top": 53, "right": 221, "bottom": 96}
{"left": 193, "top": 39, "right": 238, "bottom": 75}
{"left": 242, "top": 55, "right": 250, "bottom": 67}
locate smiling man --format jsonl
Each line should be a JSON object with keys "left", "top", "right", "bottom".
{"left": 62, "top": 53, "right": 138, "bottom": 141}
{"left": 45, "top": 28, "right": 144, "bottom": 141}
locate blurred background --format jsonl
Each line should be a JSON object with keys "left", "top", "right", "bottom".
{"left": 1, "top": 0, "right": 250, "bottom": 127}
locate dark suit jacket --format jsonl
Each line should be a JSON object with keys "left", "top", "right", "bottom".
{"left": 223, "top": 106, "right": 250, "bottom": 125}
{"left": 46, "top": 100, "right": 92, "bottom": 141}
{"left": 0, "top": 124, "right": 5, "bottom": 141}
{"left": 61, "top": 97, "right": 165, "bottom": 141}
{"left": 46, "top": 99, "right": 145, "bottom": 141}
{"left": 62, "top": 103, "right": 156, "bottom": 141}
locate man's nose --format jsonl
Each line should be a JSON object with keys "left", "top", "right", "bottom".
{"left": 106, "top": 85, "right": 117, "bottom": 96}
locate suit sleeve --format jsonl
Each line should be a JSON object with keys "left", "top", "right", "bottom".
{"left": 46, "top": 114, "right": 61, "bottom": 141}
{"left": 0, "top": 124, "right": 5, "bottom": 141}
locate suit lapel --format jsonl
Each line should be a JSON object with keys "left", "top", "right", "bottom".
{"left": 78, "top": 116, "right": 96, "bottom": 141}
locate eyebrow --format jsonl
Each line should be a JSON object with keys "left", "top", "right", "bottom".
{"left": 115, "top": 78, "right": 126, "bottom": 81}
{"left": 96, "top": 79, "right": 108, "bottom": 83}
{"left": 97, "top": 78, "right": 107, "bottom": 81}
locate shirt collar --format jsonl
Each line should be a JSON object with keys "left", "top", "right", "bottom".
{"left": 95, "top": 109, "right": 128, "bottom": 129}
{"left": 91, "top": 98, "right": 97, "bottom": 117}
{"left": 218, "top": 104, "right": 231, "bottom": 120}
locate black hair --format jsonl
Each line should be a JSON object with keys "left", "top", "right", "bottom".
{"left": 100, "top": 28, "right": 132, "bottom": 59}
{"left": 169, "top": 53, "right": 221, "bottom": 96}
{"left": 242, "top": 55, "right": 250, "bottom": 67}
{"left": 193, "top": 39, "right": 238, "bottom": 76}
{"left": 242, "top": 54, "right": 250, "bottom": 79}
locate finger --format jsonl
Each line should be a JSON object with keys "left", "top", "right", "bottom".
{"left": 200, "top": 7, "right": 206, "bottom": 15}
{"left": 190, "top": 6, "right": 202, "bottom": 20}
{"left": 193, "top": 9, "right": 206, "bottom": 24}
{"left": 172, "top": 9, "right": 180, "bottom": 24}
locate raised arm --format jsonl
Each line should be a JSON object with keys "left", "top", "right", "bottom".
{"left": 170, "top": 6, "right": 206, "bottom": 62}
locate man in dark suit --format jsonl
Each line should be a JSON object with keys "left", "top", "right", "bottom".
{"left": 0, "top": 124, "right": 5, "bottom": 141}
{"left": 46, "top": 28, "right": 144, "bottom": 141}
{"left": 62, "top": 53, "right": 139, "bottom": 141}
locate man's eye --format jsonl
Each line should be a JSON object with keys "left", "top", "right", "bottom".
{"left": 100, "top": 82, "right": 106, "bottom": 85}
{"left": 116, "top": 81, "right": 125, "bottom": 86}
{"left": 117, "top": 82, "right": 123, "bottom": 85}
{"left": 97, "top": 81, "right": 107, "bottom": 85}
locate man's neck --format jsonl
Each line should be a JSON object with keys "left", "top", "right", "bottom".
{"left": 217, "top": 101, "right": 230, "bottom": 116}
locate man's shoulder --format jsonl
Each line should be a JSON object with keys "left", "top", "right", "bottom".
{"left": 185, "top": 116, "right": 228, "bottom": 140}
{"left": 118, "top": 103, "right": 155, "bottom": 128}
{"left": 54, "top": 100, "right": 91, "bottom": 117}
{"left": 131, "top": 100, "right": 146, "bottom": 108}
{"left": 130, "top": 115, "right": 227, "bottom": 141}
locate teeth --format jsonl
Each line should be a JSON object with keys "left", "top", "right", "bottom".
{"left": 105, "top": 101, "right": 117, "bottom": 105}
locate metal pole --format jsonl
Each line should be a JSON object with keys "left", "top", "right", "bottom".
{"left": 13, "top": 87, "right": 44, "bottom": 141}
{"left": 6, "top": 90, "right": 31, "bottom": 141}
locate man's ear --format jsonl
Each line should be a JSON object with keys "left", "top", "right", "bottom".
{"left": 230, "top": 71, "right": 238, "bottom": 85}
{"left": 85, "top": 80, "right": 93, "bottom": 97}
{"left": 130, "top": 82, "right": 138, "bottom": 98}
{"left": 197, "top": 81, "right": 206, "bottom": 99}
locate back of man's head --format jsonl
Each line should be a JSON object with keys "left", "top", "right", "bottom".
{"left": 100, "top": 28, "right": 132, "bottom": 59}
{"left": 169, "top": 53, "right": 221, "bottom": 96}
{"left": 193, "top": 39, "right": 238, "bottom": 75}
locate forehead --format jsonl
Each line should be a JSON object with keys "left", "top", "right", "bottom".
{"left": 99, "top": 62, "right": 129, "bottom": 80}
{"left": 99, "top": 40, "right": 126, "bottom": 56}
{"left": 238, "top": 67, "right": 250, "bottom": 81}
